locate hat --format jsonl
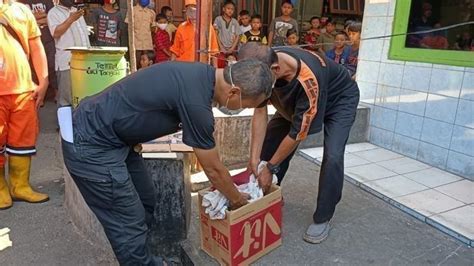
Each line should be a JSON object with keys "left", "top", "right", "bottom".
{"left": 185, "top": 0, "right": 196, "bottom": 6}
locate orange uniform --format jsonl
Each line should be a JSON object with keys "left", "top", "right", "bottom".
{"left": 0, "top": 2, "right": 41, "bottom": 163}
{"left": 170, "top": 20, "right": 218, "bottom": 62}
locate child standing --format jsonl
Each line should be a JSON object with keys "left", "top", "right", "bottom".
{"left": 139, "top": 50, "right": 155, "bottom": 69}
{"left": 160, "top": 6, "right": 177, "bottom": 41}
{"left": 317, "top": 17, "right": 336, "bottom": 52}
{"left": 240, "top": 14, "right": 268, "bottom": 45}
{"left": 214, "top": 1, "right": 241, "bottom": 68}
{"left": 239, "top": 10, "right": 251, "bottom": 33}
{"left": 268, "top": 1, "right": 298, "bottom": 47}
{"left": 154, "top": 14, "right": 171, "bottom": 63}
{"left": 304, "top": 16, "right": 321, "bottom": 51}
{"left": 286, "top": 29, "right": 299, "bottom": 46}
{"left": 326, "top": 31, "right": 350, "bottom": 65}
{"left": 346, "top": 22, "right": 361, "bottom": 79}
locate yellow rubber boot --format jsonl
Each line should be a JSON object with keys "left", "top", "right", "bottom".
{"left": 0, "top": 168, "right": 12, "bottom": 210}
{"left": 9, "top": 156, "right": 49, "bottom": 203}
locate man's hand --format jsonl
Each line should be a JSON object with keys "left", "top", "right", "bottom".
{"left": 194, "top": 147, "right": 246, "bottom": 211}
{"left": 67, "top": 9, "right": 84, "bottom": 23}
{"left": 31, "top": 84, "right": 47, "bottom": 109}
{"left": 229, "top": 192, "right": 249, "bottom": 210}
{"left": 257, "top": 166, "right": 273, "bottom": 195}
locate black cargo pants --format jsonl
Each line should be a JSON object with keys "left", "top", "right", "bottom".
{"left": 261, "top": 86, "right": 359, "bottom": 224}
{"left": 62, "top": 141, "right": 163, "bottom": 266}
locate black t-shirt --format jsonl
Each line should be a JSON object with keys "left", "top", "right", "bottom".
{"left": 271, "top": 47, "right": 358, "bottom": 141}
{"left": 18, "top": 0, "right": 54, "bottom": 44}
{"left": 73, "top": 62, "right": 216, "bottom": 150}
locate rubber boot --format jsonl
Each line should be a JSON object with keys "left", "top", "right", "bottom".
{"left": 0, "top": 168, "right": 12, "bottom": 210}
{"left": 9, "top": 156, "right": 49, "bottom": 203}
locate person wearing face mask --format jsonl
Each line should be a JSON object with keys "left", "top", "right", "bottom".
{"left": 125, "top": 0, "right": 155, "bottom": 68}
{"left": 160, "top": 6, "right": 176, "bottom": 41}
{"left": 61, "top": 59, "right": 274, "bottom": 265}
{"left": 90, "top": 0, "right": 122, "bottom": 47}
{"left": 239, "top": 42, "right": 359, "bottom": 244}
{"left": 153, "top": 14, "right": 171, "bottom": 63}
{"left": 170, "top": 0, "right": 219, "bottom": 62}
{"left": 47, "top": 0, "right": 90, "bottom": 107}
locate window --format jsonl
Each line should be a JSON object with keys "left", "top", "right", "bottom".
{"left": 330, "top": 0, "right": 364, "bottom": 15}
{"left": 389, "top": 0, "right": 474, "bottom": 67}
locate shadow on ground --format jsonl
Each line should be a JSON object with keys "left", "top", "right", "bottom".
{"left": 1, "top": 103, "right": 472, "bottom": 265}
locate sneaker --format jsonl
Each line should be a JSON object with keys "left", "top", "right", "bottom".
{"left": 303, "top": 220, "right": 331, "bottom": 244}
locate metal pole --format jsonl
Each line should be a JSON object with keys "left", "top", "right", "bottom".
{"left": 127, "top": 0, "right": 136, "bottom": 73}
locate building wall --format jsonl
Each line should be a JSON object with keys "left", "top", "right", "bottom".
{"left": 357, "top": 0, "right": 473, "bottom": 179}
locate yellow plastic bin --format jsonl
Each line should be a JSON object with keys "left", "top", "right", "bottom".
{"left": 67, "top": 47, "right": 128, "bottom": 107}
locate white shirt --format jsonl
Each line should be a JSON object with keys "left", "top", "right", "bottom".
{"left": 47, "top": 5, "right": 90, "bottom": 71}
{"left": 240, "top": 25, "right": 251, "bottom": 34}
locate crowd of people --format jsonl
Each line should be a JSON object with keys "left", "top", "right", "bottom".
{"left": 131, "top": 0, "right": 361, "bottom": 79}
{"left": 0, "top": 0, "right": 363, "bottom": 208}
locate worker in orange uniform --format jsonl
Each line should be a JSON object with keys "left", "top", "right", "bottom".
{"left": 0, "top": 0, "right": 49, "bottom": 210}
{"left": 170, "top": 0, "right": 218, "bottom": 62}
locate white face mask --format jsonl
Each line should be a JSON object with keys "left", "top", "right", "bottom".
{"left": 218, "top": 65, "right": 245, "bottom": 116}
{"left": 157, "top": 23, "right": 167, "bottom": 30}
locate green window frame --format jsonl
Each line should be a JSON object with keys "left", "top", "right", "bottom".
{"left": 389, "top": 0, "right": 474, "bottom": 67}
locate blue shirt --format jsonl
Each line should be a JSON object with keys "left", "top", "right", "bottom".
{"left": 325, "top": 46, "right": 350, "bottom": 65}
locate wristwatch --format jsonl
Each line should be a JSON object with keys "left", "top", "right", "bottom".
{"left": 266, "top": 162, "right": 280, "bottom": 174}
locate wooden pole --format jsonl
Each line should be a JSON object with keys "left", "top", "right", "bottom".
{"left": 127, "top": 0, "right": 137, "bottom": 73}
{"left": 199, "top": 0, "right": 212, "bottom": 64}
{"left": 195, "top": 0, "right": 201, "bottom": 62}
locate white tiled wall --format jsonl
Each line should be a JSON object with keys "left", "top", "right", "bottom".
{"left": 358, "top": 0, "right": 474, "bottom": 179}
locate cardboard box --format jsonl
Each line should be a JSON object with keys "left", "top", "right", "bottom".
{"left": 198, "top": 185, "right": 282, "bottom": 265}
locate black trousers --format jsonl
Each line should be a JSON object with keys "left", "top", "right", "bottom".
{"left": 261, "top": 88, "right": 359, "bottom": 224}
{"left": 63, "top": 141, "right": 162, "bottom": 266}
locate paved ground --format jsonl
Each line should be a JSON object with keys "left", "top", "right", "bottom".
{"left": 1, "top": 103, "right": 473, "bottom": 265}
{"left": 186, "top": 158, "right": 473, "bottom": 266}
{"left": 0, "top": 103, "right": 116, "bottom": 265}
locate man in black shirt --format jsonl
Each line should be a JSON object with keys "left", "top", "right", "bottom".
{"left": 240, "top": 43, "right": 359, "bottom": 244}
{"left": 62, "top": 59, "right": 274, "bottom": 265}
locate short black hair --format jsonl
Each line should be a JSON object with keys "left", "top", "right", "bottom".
{"left": 348, "top": 22, "right": 362, "bottom": 33}
{"left": 223, "top": 0, "right": 235, "bottom": 8}
{"left": 141, "top": 50, "right": 155, "bottom": 63}
{"left": 281, "top": 0, "right": 293, "bottom": 7}
{"left": 286, "top": 28, "right": 298, "bottom": 38}
{"left": 251, "top": 14, "right": 262, "bottom": 21}
{"left": 239, "top": 10, "right": 250, "bottom": 16}
{"left": 310, "top": 16, "right": 320, "bottom": 23}
{"left": 156, "top": 14, "right": 167, "bottom": 22}
{"left": 160, "top": 6, "right": 172, "bottom": 14}
{"left": 335, "top": 30, "right": 348, "bottom": 38}
{"left": 325, "top": 17, "right": 333, "bottom": 24}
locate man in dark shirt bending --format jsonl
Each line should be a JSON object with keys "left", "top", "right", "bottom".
{"left": 240, "top": 43, "right": 359, "bottom": 244}
{"left": 62, "top": 59, "right": 274, "bottom": 265}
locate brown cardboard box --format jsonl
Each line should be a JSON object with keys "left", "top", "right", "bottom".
{"left": 198, "top": 185, "right": 282, "bottom": 265}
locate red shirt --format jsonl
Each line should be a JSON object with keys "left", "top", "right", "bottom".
{"left": 154, "top": 29, "right": 171, "bottom": 63}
